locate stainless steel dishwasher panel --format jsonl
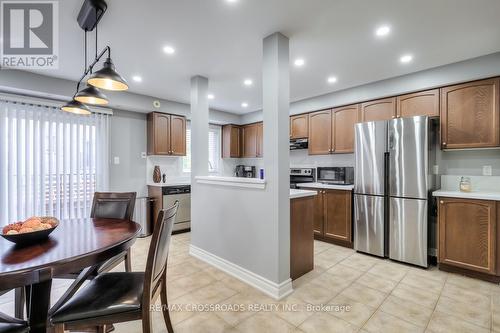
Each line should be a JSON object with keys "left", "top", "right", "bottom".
{"left": 163, "top": 192, "right": 191, "bottom": 231}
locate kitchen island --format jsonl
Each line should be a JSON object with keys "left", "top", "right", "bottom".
{"left": 290, "top": 189, "right": 317, "bottom": 280}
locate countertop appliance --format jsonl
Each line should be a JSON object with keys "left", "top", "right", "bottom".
{"left": 162, "top": 185, "right": 191, "bottom": 232}
{"left": 290, "top": 138, "right": 309, "bottom": 150}
{"left": 317, "top": 167, "right": 354, "bottom": 185}
{"left": 235, "top": 165, "right": 256, "bottom": 178}
{"left": 354, "top": 115, "right": 437, "bottom": 267}
{"left": 290, "top": 168, "right": 316, "bottom": 189}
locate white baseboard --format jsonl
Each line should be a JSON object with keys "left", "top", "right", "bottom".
{"left": 189, "top": 244, "right": 293, "bottom": 300}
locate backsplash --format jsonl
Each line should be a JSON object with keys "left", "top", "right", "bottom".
{"left": 146, "top": 156, "right": 237, "bottom": 183}
{"left": 438, "top": 149, "right": 500, "bottom": 176}
{"left": 440, "top": 175, "right": 500, "bottom": 192}
{"left": 290, "top": 150, "right": 354, "bottom": 168}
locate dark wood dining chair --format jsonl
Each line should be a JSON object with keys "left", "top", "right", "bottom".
{"left": 0, "top": 312, "right": 28, "bottom": 333}
{"left": 13, "top": 192, "right": 137, "bottom": 320}
{"left": 91, "top": 192, "right": 137, "bottom": 273}
{"left": 50, "top": 201, "right": 179, "bottom": 333}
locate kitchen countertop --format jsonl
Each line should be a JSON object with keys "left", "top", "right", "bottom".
{"left": 432, "top": 190, "right": 500, "bottom": 201}
{"left": 297, "top": 182, "right": 354, "bottom": 191}
{"left": 290, "top": 189, "right": 318, "bottom": 199}
{"left": 147, "top": 179, "right": 191, "bottom": 187}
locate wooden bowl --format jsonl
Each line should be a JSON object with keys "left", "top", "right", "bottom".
{"left": 1, "top": 221, "right": 59, "bottom": 246}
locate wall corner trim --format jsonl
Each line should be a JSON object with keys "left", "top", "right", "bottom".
{"left": 189, "top": 244, "right": 293, "bottom": 300}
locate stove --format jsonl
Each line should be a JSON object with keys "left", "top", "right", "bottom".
{"left": 290, "top": 168, "right": 316, "bottom": 189}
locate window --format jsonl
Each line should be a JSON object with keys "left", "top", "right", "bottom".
{"left": 0, "top": 100, "right": 109, "bottom": 223}
{"left": 182, "top": 122, "right": 221, "bottom": 173}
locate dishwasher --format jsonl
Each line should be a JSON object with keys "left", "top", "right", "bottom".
{"left": 162, "top": 185, "right": 191, "bottom": 232}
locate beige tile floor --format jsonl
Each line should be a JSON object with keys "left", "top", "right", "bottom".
{"left": 2, "top": 232, "right": 500, "bottom": 333}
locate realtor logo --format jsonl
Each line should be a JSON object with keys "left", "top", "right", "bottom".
{"left": 1, "top": 0, "right": 59, "bottom": 69}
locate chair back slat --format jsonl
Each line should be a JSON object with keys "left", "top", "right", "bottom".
{"left": 91, "top": 192, "right": 137, "bottom": 220}
{"left": 145, "top": 201, "right": 178, "bottom": 288}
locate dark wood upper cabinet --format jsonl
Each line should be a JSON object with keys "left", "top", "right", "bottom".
{"left": 333, "top": 104, "right": 359, "bottom": 153}
{"left": 440, "top": 78, "right": 500, "bottom": 149}
{"left": 397, "top": 89, "right": 440, "bottom": 118}
{"left": 438, "top": 198, "right": 497, "bottom": 275}
{"left": 290, "top": 114, "right": 309, "bottom": 139}
{"left": 308, "top": 110, "right": 332, "bottom": 155}
{"left": 170, "top": 115, "right": 187, "bottom": 156}
{"left": 222, "top": 125, "right": 241, "bottom": 158}
{"left": 360, "top": 97, "right": 397, "bottom": 122}
{"left": 242, "top": 122, "right": 263, "bottom": 158}
{"left": 148, "top": 112, "right": 180, "bottom": 156}
{"left": 147, "top": 112, "right": 186, "bottom": 156}
{"left": 256, "top": 122, "right": 263, "bottom": 157}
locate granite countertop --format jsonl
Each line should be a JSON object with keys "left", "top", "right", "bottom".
{"left": 432, "top": 190, "right": 500, "bottom": 201}
{"left": 290, "top": 189, "right": 318, "bottom": 199}
{"left": 297, "top": 182, "right": 354, "bottom": 191}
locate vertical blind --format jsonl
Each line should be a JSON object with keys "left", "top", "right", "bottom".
{"left": 0, "top": 100, "right": 109, "bottom": 224}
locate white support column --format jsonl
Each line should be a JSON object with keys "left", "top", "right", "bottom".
{"left": 262, "top": 32, "right": 290, "bottom": 283}
{"left": 190, "top": 76, "right": 209, "bottom": 240}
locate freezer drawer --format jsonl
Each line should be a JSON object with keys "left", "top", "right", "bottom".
{"left": 389, "top": 197, "right": 428, "bottom": 267}
{"left": 354, "top": 194, "right": 385, "bottom": 257}
{"left": 388, "top": 116, "right": 428, "bottom": 199}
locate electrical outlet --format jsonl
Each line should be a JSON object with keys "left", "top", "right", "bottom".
{"left": 141, "top": 152, "right": 147, "bottom": 158}
{"left": 483, "top": 165, "right": 492, "bottom": 176}
{"left": 113, "top": 156, "right": 120, "bottom": 165}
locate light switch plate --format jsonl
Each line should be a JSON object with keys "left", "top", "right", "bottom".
{"left": 483, "top": 165, "right": 492, "bottom": 176}
{"left": 113, "top": 156, "right": 120, "bottom": 165}
{"left": 141, "top": 152, "right": 147, "bottom": 158}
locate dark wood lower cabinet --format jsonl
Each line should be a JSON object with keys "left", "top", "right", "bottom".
{"left": 438, "top": 197, "right": 500, "bottom": 282}
{"left": 303, "top": 188, "right": 353, "bottom": 248}
{"left": 290, "top": 196, "right": 314, "bottom": 280}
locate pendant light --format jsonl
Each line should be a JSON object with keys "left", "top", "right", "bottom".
{"left": 60, "top": 0, "right": 127, "bottom": 114}
{"left": 61, "top": 99, "right": 91, "bottom": 115}
{"left": 75, "top": 84, "right": 109, "bottom": 105}
{"left": 87, "top": 57, "right": 128, "bottom": 91}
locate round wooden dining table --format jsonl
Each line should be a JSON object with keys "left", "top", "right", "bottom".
{"left": 0, "top": 218, "right": 141, "bottom": 333}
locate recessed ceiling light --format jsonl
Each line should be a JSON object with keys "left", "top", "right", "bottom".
{"left": 226, "top": 0, "right": 238, "bottom": 3}
{"left": 294, "top": 58, "right": 305, "bottom": 67}
{"left": 132, "top": 75, "right": 142, "bottom": 82}
{"left": 243, "top": 79, "right": 253, "bottom": 86}
{"left": 241, "top": 102, "right": 248, "bottom": 108}
{"left": 327, "top": 76, "right": 337, "bottom": 84}
{"left": 400, "top": 54, "right": 413, "bottom": 63}
{"left": 163, "top": 45, "right": 175, "bottom": 55}
{"left": 375, "top": 25, "right": 391, "bottom": 37}
{"left": 207, "top": 94, "right": 215, "bottom": 100}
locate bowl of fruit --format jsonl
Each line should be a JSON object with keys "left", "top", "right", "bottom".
{"left": 1, "top": 217, "right": 59, "bottom": 246}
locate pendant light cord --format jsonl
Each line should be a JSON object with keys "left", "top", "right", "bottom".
{"left": 95, "top": 7, "right": 98, "bottom": 60}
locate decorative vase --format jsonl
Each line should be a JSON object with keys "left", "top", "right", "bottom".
{"left": 153, "top": 166, "right": 161, "bottom": 183}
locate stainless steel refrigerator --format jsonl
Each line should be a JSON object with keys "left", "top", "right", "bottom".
{"left": 354, "top": 115, "right": 437, "bottom": 267}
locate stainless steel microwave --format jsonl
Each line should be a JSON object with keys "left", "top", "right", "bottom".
{"left": 317, "top": 167, "right": 354, "bottom": 185}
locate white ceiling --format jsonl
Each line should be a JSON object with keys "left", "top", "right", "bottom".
{"left": 30, "top": 0, "right": 500, "bottom": 114}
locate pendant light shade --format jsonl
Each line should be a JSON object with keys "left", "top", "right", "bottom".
{"left": 61, "top": 99, "right": 91, "bottom": 115}
{"left": 87, "top": 57, "right": 128, "bottom": 91}
{"left": 75, "top": 84, "right": 109, "bottom": 105}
